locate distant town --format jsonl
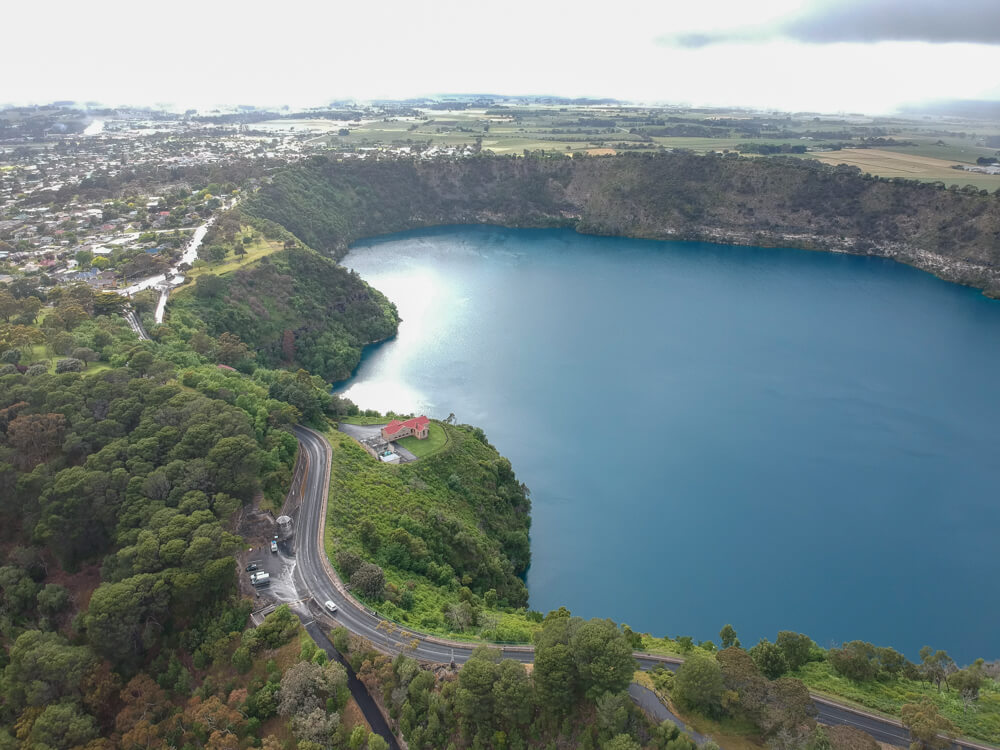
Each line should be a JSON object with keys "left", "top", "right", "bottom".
{"left": 3, "top": 96, "right": 999, "bottom": 298}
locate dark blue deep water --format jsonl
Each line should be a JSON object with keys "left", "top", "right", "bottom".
{"left": 338, "top": 225, "right": 1000, "bottom": 663}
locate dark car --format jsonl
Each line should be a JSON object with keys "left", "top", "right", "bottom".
{"left": 245, "top": 563, "right": 259, "bottom": 572}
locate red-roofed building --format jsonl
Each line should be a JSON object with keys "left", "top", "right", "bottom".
{"left": 381, "top": 416, "right": 430, "bottom": 441}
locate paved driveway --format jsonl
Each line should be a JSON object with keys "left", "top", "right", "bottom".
{"left": 337, "top": 422, "right": 417, "bottom": 462}
{"left": 628, "top": 684, "right": 713, "bottom": 746}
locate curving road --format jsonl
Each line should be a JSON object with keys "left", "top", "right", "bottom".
{"left": 288, "top": 426, "right": 995, "bottom": 750}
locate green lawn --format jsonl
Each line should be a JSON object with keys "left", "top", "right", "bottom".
{"left": 396, "top": 422, "right": 448, "bottom": 458}
{"left": 182, "top": 233, "right": 284, "bottom": 283}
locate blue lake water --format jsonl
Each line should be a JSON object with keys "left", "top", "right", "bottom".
{"left": 337, "top": 225, "right": 1000, "bottom": 663}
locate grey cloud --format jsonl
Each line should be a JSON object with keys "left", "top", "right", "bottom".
{"left": 658, "top": 0, "right": 1000, "bottom": 48}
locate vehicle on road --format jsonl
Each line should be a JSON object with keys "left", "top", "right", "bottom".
{"left": 270, "top": 540, "right": 278, "bottom": 553}
{"left": 324, "top": 600, "right": 338, "bottom": 613}
{"left": 245, "top": 563, "right": 259, "bottom": 572}
{"left": 250, "top": 572, "right": 270, "bottom": 586}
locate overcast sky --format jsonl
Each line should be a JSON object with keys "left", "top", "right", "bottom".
{"left": 4, "top": 0, "right": 1000, "bottom": 113}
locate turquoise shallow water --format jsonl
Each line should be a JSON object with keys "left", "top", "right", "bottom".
{"left": 337, "top": 225, "right": 1000, "bottom": 663}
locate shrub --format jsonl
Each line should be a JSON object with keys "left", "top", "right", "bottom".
{"left": 350, "top": 563, "right": 385, "bottom": 600}
{"left": 55, "top": 358, "right": 84, "bottom": 373}
{"left": 335, "top": 549, "right": 363, "bottom": 579}
{"left": 71, "top": 347, "right": 98, "bottom": 364}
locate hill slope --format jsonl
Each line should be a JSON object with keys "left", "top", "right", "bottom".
{"left": 247, "top": 153, "right": 1000, "bottom": 296}
{"left": 171, "top": 246, "right": 399, "bottom": 382}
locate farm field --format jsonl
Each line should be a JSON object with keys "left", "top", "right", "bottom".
{"left": 802, "top": 148, "right": 1000, "bottom": 188}
{"left": 293, "top": 101, "right": 1000, "bottom": 187}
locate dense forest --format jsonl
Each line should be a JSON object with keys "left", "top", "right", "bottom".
{"left": 0, "top": 276, "right": 390, "bottom": 749}
{"left": 246, "top": 152, "right": 1000, "bottom": 297}
{"left": 171, "top": 245, "right": 398, "bottom": 382}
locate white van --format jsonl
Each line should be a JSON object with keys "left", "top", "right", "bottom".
{"left": 250, "top": 572, "right": 270, "bottom": 586}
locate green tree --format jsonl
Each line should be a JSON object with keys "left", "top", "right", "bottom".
{"left": 336, "top": 549, "right": 363, "bottom": 579}
{"left": 776, "top": 631, "right": 813, "bottom": 671}
{"left": 829, "top": 642, "right": 879, "bottom": 682}
{"left": 948, "top": 662, "right": 984, "bottom": 711}
{"left": 672, "top": 654, "right": 724, "bottom": 717}
{"left": 195, "top": 274, "right": 225, "bottom": 298}
{"left": 215, "top": 331, "right": 255, "bottom": 367}
{"left": 27, "top": 700, "right": 98, "bottom": 749}
{"left": 569, "top": 619, "right": 636, "bottom": 700}
{"left": 533, "top": 643, "right": 577, "bottom": 717}
{"left": 35, "top": 583, "right": 70, "bottom": 617}
{"left": 455, "top": 650, "right": 500, "bottom": 732}
{"left": 719, "top": 624, "right": 740, "bottom": 650}
{"left": 492, "top": 659, "right": 534, "bottom": 728}
{"left": 350, "top": 562, "right": 385, "bottom": 599}
{"left": 717, "top": 646, "right": 767, "bottom": 718}
{"left": 918, "top": 647, "right": 955, "bottom": 692}
{"left": 84, "top": 574, "right": 171, "bottom": 668}
{"left": 596, "top": 690, "right": 631, "bottom": 739}
{"left": 349, "top": 726, "right": 367, "bottom": 750}
{"left": 1, "top": 630, "right": 96, "bottom": 710}
{"left": 750, "top": 639, "right": 788, "bottom": 679}
{"left": 55, "top": 357, "right": 85, "bottom": 373}
{"left": 604, "top": 734, "right": 641, "bottom": 750}
{"left": 760, "top": 677, "right": 815, "bottom": 735}
{"left": 901, "top": 699, "right": 955, "bottom": 750}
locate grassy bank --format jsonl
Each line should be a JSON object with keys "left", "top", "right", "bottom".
{"left": 794, "top": 660, "right": 1000, "bottom": 743}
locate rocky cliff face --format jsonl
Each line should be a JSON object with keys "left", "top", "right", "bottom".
{"left": 247, "top": 153, "right": 1000, "bottom": 297}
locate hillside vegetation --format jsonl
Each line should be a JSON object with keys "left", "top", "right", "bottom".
{"left": 325, "top": 424, "right": 534, "bottom": 641}
{"left": 247, "top": 152, "right": 1000, "bottom": 296}
{"left": 0, "top": 279, "right": 380, "bottom": 750}
{"left": 171, "top": 246, "right": 399, "bottom": 382}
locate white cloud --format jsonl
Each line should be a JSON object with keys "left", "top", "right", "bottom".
{"left": 2, "top": 0, "right": 998, "bottom": 113}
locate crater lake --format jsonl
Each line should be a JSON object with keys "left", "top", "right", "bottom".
{"left": 337, "top": 225, "right": 1000, "bottom": 662}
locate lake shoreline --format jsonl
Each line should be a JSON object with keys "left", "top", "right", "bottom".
{"left": 335, "top": 224, "right": 1000, "bottom": 664}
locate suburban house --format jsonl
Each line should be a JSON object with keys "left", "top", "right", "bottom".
{"left": 381, "top": 416, "right": 430, "bottom": 441}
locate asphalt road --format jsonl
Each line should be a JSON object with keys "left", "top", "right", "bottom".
{"left": 289, "top": 426, "right": 995, "bottom": 750}
{"left": 629, "top": 683, "right": 710, "bottom": 745}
